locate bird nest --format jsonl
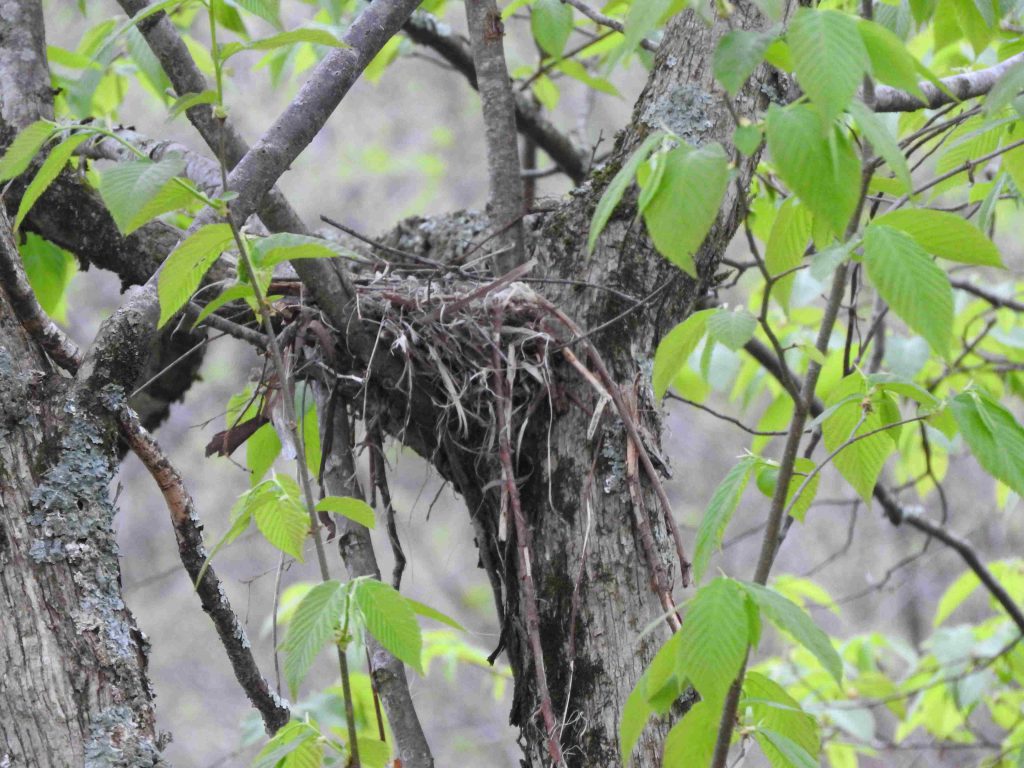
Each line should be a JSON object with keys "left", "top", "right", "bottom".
{"left": 351, "top": 264, "right": 561, "bottom": 453}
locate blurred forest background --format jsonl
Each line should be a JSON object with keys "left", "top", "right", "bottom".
{"left": 43, "top": 0, "right": 1024, "bottom": 765}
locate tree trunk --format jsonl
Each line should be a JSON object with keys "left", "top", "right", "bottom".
{"left": 0, "top": 290, "right": 164, "bottom": 766}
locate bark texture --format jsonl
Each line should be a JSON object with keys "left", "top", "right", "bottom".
{"left": 0, "top": 289, "right": 164, "bottom": 766}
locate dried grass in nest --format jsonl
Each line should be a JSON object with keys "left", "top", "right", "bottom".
{"left": 353, "top": 267, "right": 557, "bottom": 454}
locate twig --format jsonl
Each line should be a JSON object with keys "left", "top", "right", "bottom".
{"left": 561, "top": 0, "right": 659, "bottom": 51}
{"left": 490, "top": 308, "right": 565, "bottom": 766}
{"left": 666, "top": 392, "right": 788, "bottom": 437}
{"left": 368, "top": 426, "right": 407, "bottom": 590}
{"left": 0, "top": 207, "right": 290, "bottom": 734}
{"left": 464, "top": 0, "right": 527, "bottom": 273}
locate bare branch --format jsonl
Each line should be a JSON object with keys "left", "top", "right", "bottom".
{"left": 0, "top": 206, "right": 290, "bottom": 736}
{"left": 403, "top": 12, "right": 589, "bottom": 182}
{"left": 873, "top": 52, "right": 1024, "bottom": 113}
{"left": 561, "top": 0, "right": 658, "bottom": 52}
{"left": 464, "top": 0, "right": 527, "bottom": 273}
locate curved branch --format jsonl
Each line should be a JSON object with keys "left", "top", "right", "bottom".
{"left": 873, "top": 52, "right": 1024, "bottom": 113}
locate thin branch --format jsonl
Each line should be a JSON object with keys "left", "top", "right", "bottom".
{"left": 464, "top": 0, "right": 527, "bottom": 273}
{"left": 0, "top": 207, "right": 290, "bottom": 734}
{"left": 403, "top": 12, "right": 589, "bottom": 182}
{"left": 950, "top": 278, "right": 1024, "bottom": 314}
{"left": 666, "top": 392, "right": 788, "bottom": 437}
{"left": 490, "top": 308, "right": 564, "bottom": 766}
{"left": 873, "top": 52, "right": 1024, "bottom": 113}
{"left": 561, "top": 0, "right": 659, "bottom": 51}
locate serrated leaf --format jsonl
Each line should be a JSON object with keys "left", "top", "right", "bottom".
{"left": 848, "top": 100, "right": 911, "bottom": 193}
{"left": 250, "top": 232, "right": 345, "bottom": 268}
{"left": 194, "top": 493, "right": 253, "bottom": 587}
{"left": 15, "top": 133, "right": 88, "bottom": 231}
{"left": 693, "top": 456, "right": 757, "bottom": 584}
{"left": 253, "top": 721, "right": 320, "bottom": 768}
{"left": 354, "top": 579, "right": 423, "bottom": 673}
{"left": 643, "top": 631, "right": 688, "bottom": 714}
{"left": 232, "top": 0, "right": 282, "bottom": 27}
{"left": 766, "top": 104, "right": 861, "bottom": 236}
{"left": 168, "top": 89, "right": 219, "bottom": 119}
{"left": 679, "top": 578, "right": 751, "bottom": 706}
{"left": 99, "top": 156, "right": 189, "bottom": 234}
{"left": 872, "top": 208, "right": 1003, "bottom": 267}
{"left": 281, "top": 579, "right": 346, "bottom": 696}
{"left": 821, "top": 373, "right": 896, "bottom": 501}
{"left": 192, "top": 283, "right": 258, "bottom": 327}
{"left": 315, "top": 496, "right": 375, "bottom": 529}
{"left": 247, "top": 423, "right": 281, "bottom": 484}
{"left": 757, "top": 457, "right": 820, "bottom": 522}
{"left": 252, "top": 476, "right": 309, "bottom": 560}
{"left": 742, "top": 581, "right": 842, "bottom": 683}
{"left": 532, "top": 0, "right": 573, "bottom": 57}
{"left": 405, "top": 596, "right": 464, "bottom": 630}
{"left": 743, "top": 672, "right": 820, "bottom": 766}
{"left": 588, "top": 132, "right": 664, "bottom": 254}
{"left": 0, "top": 120, "right": 55, "bottom": 181}
{"left": 157, "top": 223, "right": 236, "bottom": 327}
{"left": 756, "top": 728, "right": 819, "bottom": 768}
{"left": 951, "top": 389, "right": 1024, "bottom": 497}
{"left": 714, "top": 29, "right": 776, "bottom": 96}
{"left": 224, "top": 28, "right": 347, "bottom": 59}
{"left": 934, "top": 569, "right": 981, "bottom": 626}
{"left": 858, "top": 19, "right": 926, "bottom": 101}
{"left": 18, "top": 233, "right": 77, "bottom": 323}
{"left": 863, "top": 224, "right": 952, "bottom": 357}
{"left": 642, "top": 142, "right": 729, "bottom": 277}
{"left": 707, "top": 308, "right": 758, "bottom": 351}
{"left": 765, "top": 197, "right": 812, "bottom": 310}
{"left": 662, "top": 701, "right": 718, "bottom": 767}
{"left": 620, "top": 668, "right": 655, "bottom": 766}
{"left": 652, "top": 308, "right": 715, "bottom": 398}
{"left": 789, "top": 9, "right": 869, "bottom": 127}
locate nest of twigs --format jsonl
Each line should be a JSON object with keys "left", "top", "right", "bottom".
{"left": 350, "top": 263, "right": 560, "bottom": 456}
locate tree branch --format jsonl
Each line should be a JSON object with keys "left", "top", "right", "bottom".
{"left": 403, "top": 12, "right": 589, "bottom": 183}
{"left": 0, "top": 205, "right": 290, "bottom": 735}
{"left": 561, "top": 0, "right": 658, "bottom": 52}
{"left": 873, "top": 52, "right": 1024, "bottom": 113}
{"left": 464, "top": 0, "right": 527, "bottom": 273}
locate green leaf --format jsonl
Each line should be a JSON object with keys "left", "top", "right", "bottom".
{"left": 192, "top": 283, "right": 257, "bottom": 328}
{"left": 642, "top": 142, "right": 729, "bottom": 277}
{"left": 405, "top": 597, "right": 465, "bottom": 630}
{"left": 588, "top": 132, "right": 664, "bottom": 254}
{"left": 250, "top": 232, "right": 346, "bottom": 268}
{"left": 756, "top": 457, "right": 820, "bottom": 523}
{"left": 693, "top": 456, "right": 757, "bottom": 584}
{"left": 847, "top": 100, "right": 911, "bottom": 193}
{"left": 251, "top": 475, "right": 309, "bottom": 560}
{"left": 742, "top": 581, "right": 842, "bottom": 683}
{"left": 157, "top": 223, "right": 236, "bottom": 327}
{"left": 168, "top": 89, "right": 219, "bottom": 119}
{"left": 18, "top": 233, "right": 77, "bottom": 323}
{"left": 620, "top": 669, "right": 655, "bottom": 765}
{"left": 662, "top": 701, "right": 718, "bottom": 767}
{"left": 766, "top": 104, "right": 861, "bottom": 236}
{"left": 315, "top": 496, "right": 376, "bottom": 529}
{"left": 354, "top": 578, "right": 423, "bottom": 673}
{"left": 531, "top": 0, "right": 573, "bottom": 57}
{"left": 756, "top": 728, "right": 819, "bottom": 768}
{"left": 765, "top": 197, "right": 812, "bottom": 310}
{"left": 863, "top": 224, "right": 953, "bottom": 357}
{"left": 194, "top": 489, "right": 255, "bottom": 586}
{"left": 820, "top": 373, "right": 896, "bottom": 502}
{"left": 233, "top": 0, "right": 282, "bottom": 28}
{"left": 986, "top": 60, "right": 1024, "bottom": 116}
{"left": 99, "top": 156, "right": 189, "bottom": 234}
{"left": 743, "top": 672, "right": 820, "bottom": 766}
{"left": 707, "top": 308, "right": 758, "bottom": 351}
{"left": 858, "top": 19, "right": 926, "bottom": 101}
{"left": 871, "top": 208, "right": 1003, "bottom": 267}
{"left": 222, "top": 28, "right": 347, "bottom": 59}
{"left": 951, "top": 389, "right": 1024, "bottom": 497}
{"left": 678, "top": 578, "right": 751, "bottom": 707}
{"left": 253, "top": 721, "right": 320, "bottom": 768}
{"left": 247, "top": 423, "right": 281, "bottom": 484}
{"left": 933, "top": 569, "right": 981, "bottom": 626}
{"left": 652, "top": 308, "right": 715, "bottom": 398}
{"left": 0, "top": 120, "right": 55, "bottom": 181}
{"left": 15, "top": 133, "right": 88, "bottom": 231}
{"left": 554, "top": 59, "right": 620, "bottom": 96}
{"left": 789, "top": 9, "right": 869, "bottom": 127}
{"left": 619, "top": 0, "right": 671, "bottom": 61}
{"left": 282, "top": 579, "right": 346, "bottom": 696}
{"left": 714, "top": 29, "right": 776, "bottom": 96}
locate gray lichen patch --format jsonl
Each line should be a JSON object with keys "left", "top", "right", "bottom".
{"left": 641, "top": 84, "right": 714, "bottom": 144}
{"left": 84, "top": 706, "right": 165, "bottom": 768}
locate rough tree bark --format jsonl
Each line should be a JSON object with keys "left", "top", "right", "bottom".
{"left": 0, "top": 0, "right": 781, "bottom": 766}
